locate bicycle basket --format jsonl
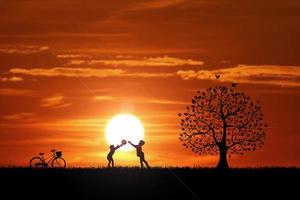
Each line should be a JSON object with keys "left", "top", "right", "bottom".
{"left": 56, "top": 151, "right": 62, "bottom": 157}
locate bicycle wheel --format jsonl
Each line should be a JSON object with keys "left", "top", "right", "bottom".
{"left": 52, "top": 157, "right": 66, "bottom": 168}
{"left": 30, "top": 157, "right": 46, "bottom": 168}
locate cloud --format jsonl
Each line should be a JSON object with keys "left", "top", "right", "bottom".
{"left": 0, "top": 45, "right": 49, "bottom": 54}
{"left": 0, "top": 33, "right": 131, "bottom": 40}
{"left": 60, "top": 48, "right": 201, "bottom": 55}
{"left": 39, "top": 46, "right": 49, "bottom": 50}
{"left": 56, "top": 54, "right": 92, "bottom": 59}
{"left": 128, "top": 0, "right": 186, "bottom": 11}
{"left": 9, "top": 67, "right": 174, "bottom": 78}
{"left": 66, "top": 60, "right": 87, "bottom": 65}
{"left": 126, "top": 72, "right": 174, "bottom": 78}
{"left": 94, "top": 96, "right": 186, "bottom": 105}
{"left": 131, "top": 97, "right": 187, "bottom": 105}
{"left": 176, "top": 70, "right": 198, "bottom": 80}
{"left": 30, "top": 118, "right": 106, "bottom": 133}
{"left": 1, "top": 76, "right": 23, "bottom": 82}
{"left": 67, "top": 56, "right": 204, "bottom": 67}
{"left": 0, "top": 0, "right": 299, "bottom": 67}
{"left": 9, "top": 65, "right": 300, "bottom": 86}
{"left": 116, "top": 55, "right": 133, "bottom": 59}
{"left": 40, "top": 94, "right": 71, "bottom": 108}
{"left": 0, "top": 88, "right": 35, "bottom": 96}
{"left": 10, "top": 67, "right": 125, "bottom": 78}
{"left": 3, "top": 113, "right": 36, "bottom": 120}
{"left": 177, "top": 65, "right": 300, "bottom": 87}
{"left": 94, "top": 96, "right": 113, "bottom": 101}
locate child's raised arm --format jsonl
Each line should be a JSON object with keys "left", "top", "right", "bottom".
{"left": 114, "top": 144, "right": 123, "bottom": 150}
{"left": 128, "top": 141, "right": 137, "bottom": 148}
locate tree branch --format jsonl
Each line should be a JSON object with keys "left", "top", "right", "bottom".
{"left": 188, "top": 140, "right": 217, "bottom": 152}
{"left": 227, "top": 137, "right": 260, "bottom": 149}
{"left": 227, "top": 109, "right": 260, "bottom": 130}
{"left": 181, "top": 127, "right": 211, "bottom": 142}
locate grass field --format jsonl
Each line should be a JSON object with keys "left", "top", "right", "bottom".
{"left": 1, "top": 167, "right": 299, "bottom": 199}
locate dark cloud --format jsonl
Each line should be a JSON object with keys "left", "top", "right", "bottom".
{"left": 0, "top": 0, "right": 298, "bottom": 66}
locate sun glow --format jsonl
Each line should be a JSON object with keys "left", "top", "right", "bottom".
{"left": 105, "top": 114, "right": 144, "bottom": 151}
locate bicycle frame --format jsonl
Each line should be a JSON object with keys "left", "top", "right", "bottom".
{"left": 40, "top": 151, "right": 57, "bottom": 166}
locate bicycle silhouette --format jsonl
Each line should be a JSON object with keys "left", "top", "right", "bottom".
{"left": 30, "top": 149, "right": 66, "bottom": 168}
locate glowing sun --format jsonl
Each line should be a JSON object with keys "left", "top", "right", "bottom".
{"left": 105, "top": 114, "right": 144, "bottom": 151}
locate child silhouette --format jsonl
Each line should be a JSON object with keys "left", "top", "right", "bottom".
{"left": 128, "top": 140, "right": 150, "bottom": 168}
{"left": 107, "top": 141, "right": 125, "bottom": 168}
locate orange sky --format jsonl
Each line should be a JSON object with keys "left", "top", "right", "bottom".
{"left": 0, "top": 0, "right": 300, "bottom": 167}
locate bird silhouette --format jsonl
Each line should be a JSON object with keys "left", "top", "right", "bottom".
{"left": 178, "top": 113, "right": 182, "bottom": 117}
{"left": 232, "top": 83, "right": 238, "bottom": 87}
{"left": 215, "top": 74, "right": 220, "bottom": 80}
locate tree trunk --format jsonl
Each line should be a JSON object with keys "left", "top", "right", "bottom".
{"left": 217, "top": 146, "right": 229, "bottom": 169}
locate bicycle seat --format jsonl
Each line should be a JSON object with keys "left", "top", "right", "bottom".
{"left": 39, "top": 153, "right": 45, "bottom": 156}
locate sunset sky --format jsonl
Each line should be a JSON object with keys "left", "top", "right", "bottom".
{"left": 1, "top": 0, "right": 300, "bottom": 167}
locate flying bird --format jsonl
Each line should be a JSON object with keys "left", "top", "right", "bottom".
{"left": 215, "top": 74, "right": 220, "bottom": 80}
{"left": 232, "top": 83, "right": 238, "bottom": 87}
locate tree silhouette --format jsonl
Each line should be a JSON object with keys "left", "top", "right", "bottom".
{"left": 178, "top": 85, "right": 267, "bottom": 169}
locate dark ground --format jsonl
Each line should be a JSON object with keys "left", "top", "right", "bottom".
{"left": 0, "top": 167, "right": 299, "bottom": 199}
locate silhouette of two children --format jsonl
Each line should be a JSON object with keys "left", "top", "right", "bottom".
{"left": 107, "top": 140, "right": 150, "bottom": 168}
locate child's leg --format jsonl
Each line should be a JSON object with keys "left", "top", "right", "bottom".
{"left": 111, "top": 158, "right": 114, "bottom": 168}
{"left": 143, "top": 159, "right": 150, "bottom": 168}
{"left": 139, "top": 157, "right": 144, "bottom": 168}
{"left": 141, "top": 155, "right": 150, "bottom": 168}
{"left": 107, "top": 156, "right": 112, "bottom": 167}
